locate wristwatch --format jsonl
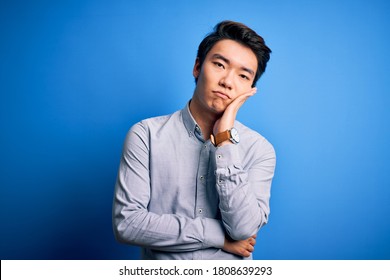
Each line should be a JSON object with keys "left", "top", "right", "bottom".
{"left": 210, "top": 127, "right": 240, "bottom": 146}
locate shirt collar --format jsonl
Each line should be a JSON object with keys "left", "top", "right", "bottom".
{"left": 182, "top": 100, "right": 203, "bottom": 141}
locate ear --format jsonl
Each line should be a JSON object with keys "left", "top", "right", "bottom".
{"left": 193, "top": 58, "right": 201, "bottom": 79}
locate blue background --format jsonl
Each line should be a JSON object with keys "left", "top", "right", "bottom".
{"left": 1, "top": 0, "right": 389, "bottom": 260}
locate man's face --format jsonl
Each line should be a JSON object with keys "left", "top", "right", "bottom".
{"left": 193, "top": 39, "right": 258, "bottom": 115}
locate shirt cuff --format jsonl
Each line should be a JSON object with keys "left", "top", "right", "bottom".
{"left": 213, "top": 143, "right": 241, "bottom": 168}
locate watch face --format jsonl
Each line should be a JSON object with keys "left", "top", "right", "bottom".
{"left": 230, "top": 128, "right": 240, "bottom": 143}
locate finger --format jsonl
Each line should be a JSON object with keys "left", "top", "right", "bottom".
{"left": 239, "top": 88, "right": 257, "bottom": 105}
{"left": 231, "top": 87, "right": 256, "bottom": 103}
{"left": 248, "top": 237, "right": 256, "bottom": 246}
{"left": 228, "top": 91, "right": 253, "bottom": 111}
{"left": 240, "top": 248, "right": 252, "bottom": 258}
{"left": 238, "top": 87, "right": 257, "bottom": 101}
{"left": 242, "top": 87, "right": 257, "bottom": 98}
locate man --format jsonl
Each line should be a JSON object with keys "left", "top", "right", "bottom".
{"left": 113, "top": 20, "right": 276, "bottom": 260}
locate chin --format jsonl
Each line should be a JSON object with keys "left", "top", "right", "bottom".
{"left": 211, "top": 100, "right": 228, "bottom": 112}
{"left": 210, "top": 105, "right": 226, "bottom": 115}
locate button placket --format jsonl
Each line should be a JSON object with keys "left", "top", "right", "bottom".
{"left": 195, "top": 141, "right": 209, "bottom": 218}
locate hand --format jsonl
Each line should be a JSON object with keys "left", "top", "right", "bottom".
{"left": 223, "top": 234, "right": 257, "bottom": 258}
{"left": 213, "top": 88, "right": 257, "bottom": 137}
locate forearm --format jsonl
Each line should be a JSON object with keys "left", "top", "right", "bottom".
{"left": 215, "top": 165, "right": 264, "bottom": 240}
{"left": 113, "top": 129, "right": 226, "bottom": 252}
{"left": 113, "top": 188, "right": 225, "bottom": 252}
{"left": 113, "top": 123, "right": 226, "bottom": 252}
{"left": 213, "top": 142, "right": 275, "bottom": 240}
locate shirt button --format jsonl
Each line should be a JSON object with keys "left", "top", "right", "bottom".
{"left": 198, "top": 208, "right": 203, "bottom": 214}
{"left": 200, "top": 175, "right": 204, "bottom": 180}
{"left": 217, "top": 155, "right": 222, "bottom": 159}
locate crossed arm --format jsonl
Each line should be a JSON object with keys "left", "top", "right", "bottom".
{"left": 112, "top": 124, "right": 275, "bottom": 257}
{"left": 113, "top": 91, "right": 275, "bottom": 257}
{"left": 113, "top": 131, "right": 268, "bottom": 257}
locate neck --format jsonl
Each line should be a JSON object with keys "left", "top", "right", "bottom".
{"left": 189, "top": 99, "right": 220, "bottom": 140}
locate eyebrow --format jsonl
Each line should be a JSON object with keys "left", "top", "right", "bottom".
{"left": 212, "top": 53, "right": 255, "bottom": 77}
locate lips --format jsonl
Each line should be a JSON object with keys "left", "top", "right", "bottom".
{"left": 213, "top": 91, "right": 230, "bottom": 100}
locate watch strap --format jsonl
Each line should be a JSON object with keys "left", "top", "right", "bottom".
{"left": 210, "top": 130, "right": 230, "bottom": 146}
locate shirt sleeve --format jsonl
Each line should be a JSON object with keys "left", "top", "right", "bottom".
{"left": 213, "top": 138, "right": 276, "bottom": 241}
{"left": 112, "top": 122, "right": 226, "bottom": 252}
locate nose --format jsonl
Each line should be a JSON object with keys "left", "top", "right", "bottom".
{"left": 219, "top": 70, "right": 233, "bottom": 90}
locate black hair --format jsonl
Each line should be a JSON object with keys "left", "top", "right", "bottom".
{"left": 196, "top": 20, "right": 271, "bottom": 86}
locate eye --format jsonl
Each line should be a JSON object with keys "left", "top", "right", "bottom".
{"left": 213, "top": 62, "right": 225, "bottom": 69}
{"left": 240, "top": 74, "right": 249, "bottom": 80}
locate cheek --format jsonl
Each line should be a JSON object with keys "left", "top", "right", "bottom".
{"left": 202, "top": 64, "right": 220, "bottom": 83}
{"left": 197, "top": 69, "right": 209, "bottom": 87}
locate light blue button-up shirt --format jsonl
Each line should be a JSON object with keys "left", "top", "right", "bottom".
{"left": 113, "top": 102, "right": 276, "bottom": 259}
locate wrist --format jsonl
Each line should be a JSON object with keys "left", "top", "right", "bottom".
{"left": 217, "top": 140, "right": 232, "bottom": 147}
{"left": 210, "top": 127, "right": 240, "bottom": 147}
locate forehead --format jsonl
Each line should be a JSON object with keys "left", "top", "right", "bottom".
{"left": 206, "top": 39, "right": 258, "bottom": 73}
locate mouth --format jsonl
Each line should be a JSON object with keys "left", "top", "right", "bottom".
{"left": 213, "top": 91, "right": 230, "bottom": 100}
